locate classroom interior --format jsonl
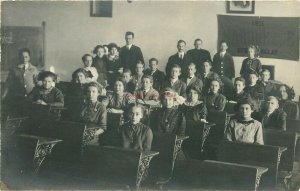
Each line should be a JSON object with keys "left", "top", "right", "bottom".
{"left": 1, "top": 1, "right": 300, "bottom": 190}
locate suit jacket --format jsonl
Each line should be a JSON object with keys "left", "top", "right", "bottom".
{"left": 165, "top": 52, "right": 192, "bottom": 78}
{"left": 261, "top": 80, "right": 277, "bottom": 97}
{"left": 144, "top": 69, "right": 166, "bottom": 91}
{"left": 163, "top": 79, "right": 187, "bottom": 97}
{"left": 260, "top": 109, "right": 287, "bottom": 131}
{"left": 186, "top": 49, "right": 212, "bottom": 74}
{"left": 119, "top": 45, "right": 144, "bottom": 73}
{"left": 212, "top": 52, "right": 235, "bottom": 79}
{"left": 182, "top": 76, "right": 203, "bottom": 93}
{"left": 244, "top": 83, "right": 265, "bottom": 101}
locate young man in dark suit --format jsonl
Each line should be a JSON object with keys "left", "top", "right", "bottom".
{"left": 165, "top": 40, "right": 192, "bottom": 78}
{"left": 181, "top": 62, "right": 203, "bottom": 93}
{"left": 187, "top": 39, "right": 211, "bottom": 75}
{"left": 119, "top": 31, "right": 144, "bottom": 74}
{"left": 144, "top": 58, "right": 166, "bottom": 92}
{"left": 163, "top": 64, "right": 187, "bottom": 98}
{"left": 212, "top": 41, "right": 235, "bottom": 80}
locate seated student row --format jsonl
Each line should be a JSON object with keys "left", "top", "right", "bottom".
{"left": 20, "top": 70, "right": 290, "bottom": 151}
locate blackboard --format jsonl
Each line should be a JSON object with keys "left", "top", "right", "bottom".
{"left": 218, "top": 15, "right": 300, "bottom": 61}
{"left": 1, "top": 22, "right": 45, "bottom": 71}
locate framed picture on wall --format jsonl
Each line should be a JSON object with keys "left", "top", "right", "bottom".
{"left": 227, "top": 1, "right": 255, "bottom": 14}
{"left": 90, "top": 0, "right": 113, "bottom": 17}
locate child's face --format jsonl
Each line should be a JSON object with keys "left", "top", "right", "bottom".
{"left": 97, "top": 48, "right": 105, "bottom": 58}
{"left": 248, "top": 48, "right": 255, "bottom": 58}
{"left": 188, "top": 65, "right": 196, "bottom": 77}
{"left": 249, "top": 74, "right": 258, "bottom": 85}
{"left": 122, "top": 72, "right": 132, "bottom": 83}
{"left": 135, "top": 63, "right": 144, "bottom": 74}
{"left": 43, "top": 77, "right": 54, "bottom": 90}
{"left": 239, "top": 104, "right": 253, "bottom": 119}
{"left": 142, "top": 78, "right": 152, "bottom": 90}
{"left": 129, "top": 107, "right": 143, "bottom": 125}
{"left": 149, "top": 61, "right": 158, "bottom": 71}
{"left": 261, "top": 71, "right": 270, "bottom": 82}
{"left": 203, "top": 62, "right": 212, "bottom": 73}
{"left": 279, "top": 86, "right": 288, "bottom": 100}
{"left": 234, "top": 80, "right": 245, "bottom": 93}
{"left": 162, "top": 97, "right": 174, "bottom": 108}
{"left": 171, "top": 68, "right": 181, "bottom": 79}
{"left": 76, "top": 72, "right": 87, "bottom": 84}
{"left": 84, "top": 56, "right": 93, "bottom": 67}
{"left": 114, "top": 81, "right": 124, "bottom": 94}
{"left": 188, "top": 89, "right": 199, "bottom": 103}
{"left": 87, "top": 86, "right": 99, "bottom": 102}
{"left": 266, "top": 98, "right": 278, "bottom": 112}
{"left": 210, "top": 81, "right": 220, "bottom": 94}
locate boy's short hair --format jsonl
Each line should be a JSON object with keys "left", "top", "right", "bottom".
{"left": 171, "top": 64, "right": 182, "bottom": 71}
{"left": 39, "top": 71, "right": 57, "bottom": 82}
{"left": 236, "top": 98, "right": 256, "bottom": 111}
{"left": 267, "top": 96, "right": 279, "bottom": 103}
{"left": 19, "top": 48, "right": 31, "bottom": 57}
{"left": 203, "top": 60, "right": 212, "bottom": 65}
{"left": 123, "top": 69, "right": 132, "bottom": 75}
{"left": 177, "top": 40, "right": 186, "bottom": 45}
{"left": 194, "top": 38, "right": 202, "bottom": 44}
{"left": 220, "top": 41, "right": 228, "bottom": 46}
{"left": 142, "top": 75, "right": 153, "bottom": 84}
{"left": 136, "top": 60, "right": 145, "bottom": 68}
{"left": 125, "top": 31, "right": 134, "bottom": 38}
{"left": 248, "top": 70, "right": 259, "bottom": 77}
{"left": 149, "top": 58, "right": 158, "bottom": 64}
{"left": 82, "top": 53, "right": 93, "bottom": 62}
{"left": 188, "top": 62, "right": 197, "bottom": 68}
{"left": 234, "top": 77, "right": 246, "bottom": 85}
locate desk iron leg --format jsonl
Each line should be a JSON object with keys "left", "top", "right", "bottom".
{"left": 33, "top": 143, "right": 57, "bottom": 173}
{"left": 201, "top": 126, "right": 211, "bottom": 152}
{"left": 136, "top": 155, "right": 155, "bottom": 190}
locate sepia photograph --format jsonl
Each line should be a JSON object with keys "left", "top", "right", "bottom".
{"left": 1, "top": 0, "right": 300, "bottom": 190}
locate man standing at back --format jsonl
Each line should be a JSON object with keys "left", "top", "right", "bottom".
{"left": 165, "top": 40, "right": 191, "bottom": 78}
{"left": 187, "top": 38, "right": 211, "bottom": 75}
{"left": 119, "top": 31, "right": 144, "bottom": 74}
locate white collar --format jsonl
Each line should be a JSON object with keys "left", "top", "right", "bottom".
{"left": 126, "top": 44, "right": 133, "bottom": 49}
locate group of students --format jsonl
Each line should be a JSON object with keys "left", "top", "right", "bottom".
{"left": 2, "top": 31, "right": 299, "bottom": 152}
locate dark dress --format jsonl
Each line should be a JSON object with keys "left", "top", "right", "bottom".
{"left": 104, "top": 55, "right": 122, "bottom": 88}
{"left": 204, "top": 93, "right": 227, "bottom": 112}
{"left": 181, "top": 102, "right": 207, "bottom": 121}
{"left": 28, "top": 86, "right": 64, "bottom": 107}
{"left": 260, "top": 109, "right": 287, "bottom": 131}
{"left": 240, "top": 58, "right": 262, "bottom": 79}
{"left": 279, "top": 99, "right": 299, "bottom": 120}
{"left": 144, "top": 69, "right": 166, "bottom": 92}
{"left": 212, "top": 52, "right": 235, "bottom": 79}
{"left": 230, "top": 91, "right": 251, "bottom": 103}
{"left": 107, "top": 92, "right": 135, "bottom": 110}
{"left": 198, "top": 71, "right": 219, "bottom": 95}
{"left": 120, "top": 122, "right": 153, "bottom": 151}
{"left": 186, "top": 48, "right": 212, "bottom": 74}
{"left": 92, "top": 56, "right": 107, "bottom": 86}
{"left": 244, "top": 83, "right": 265, "bottom": 101}
{"left": 153, "top": 108, "right": 186, "bottom": 136}
{"left": 79, "top": 100, "right": 107, "bottom": 145}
